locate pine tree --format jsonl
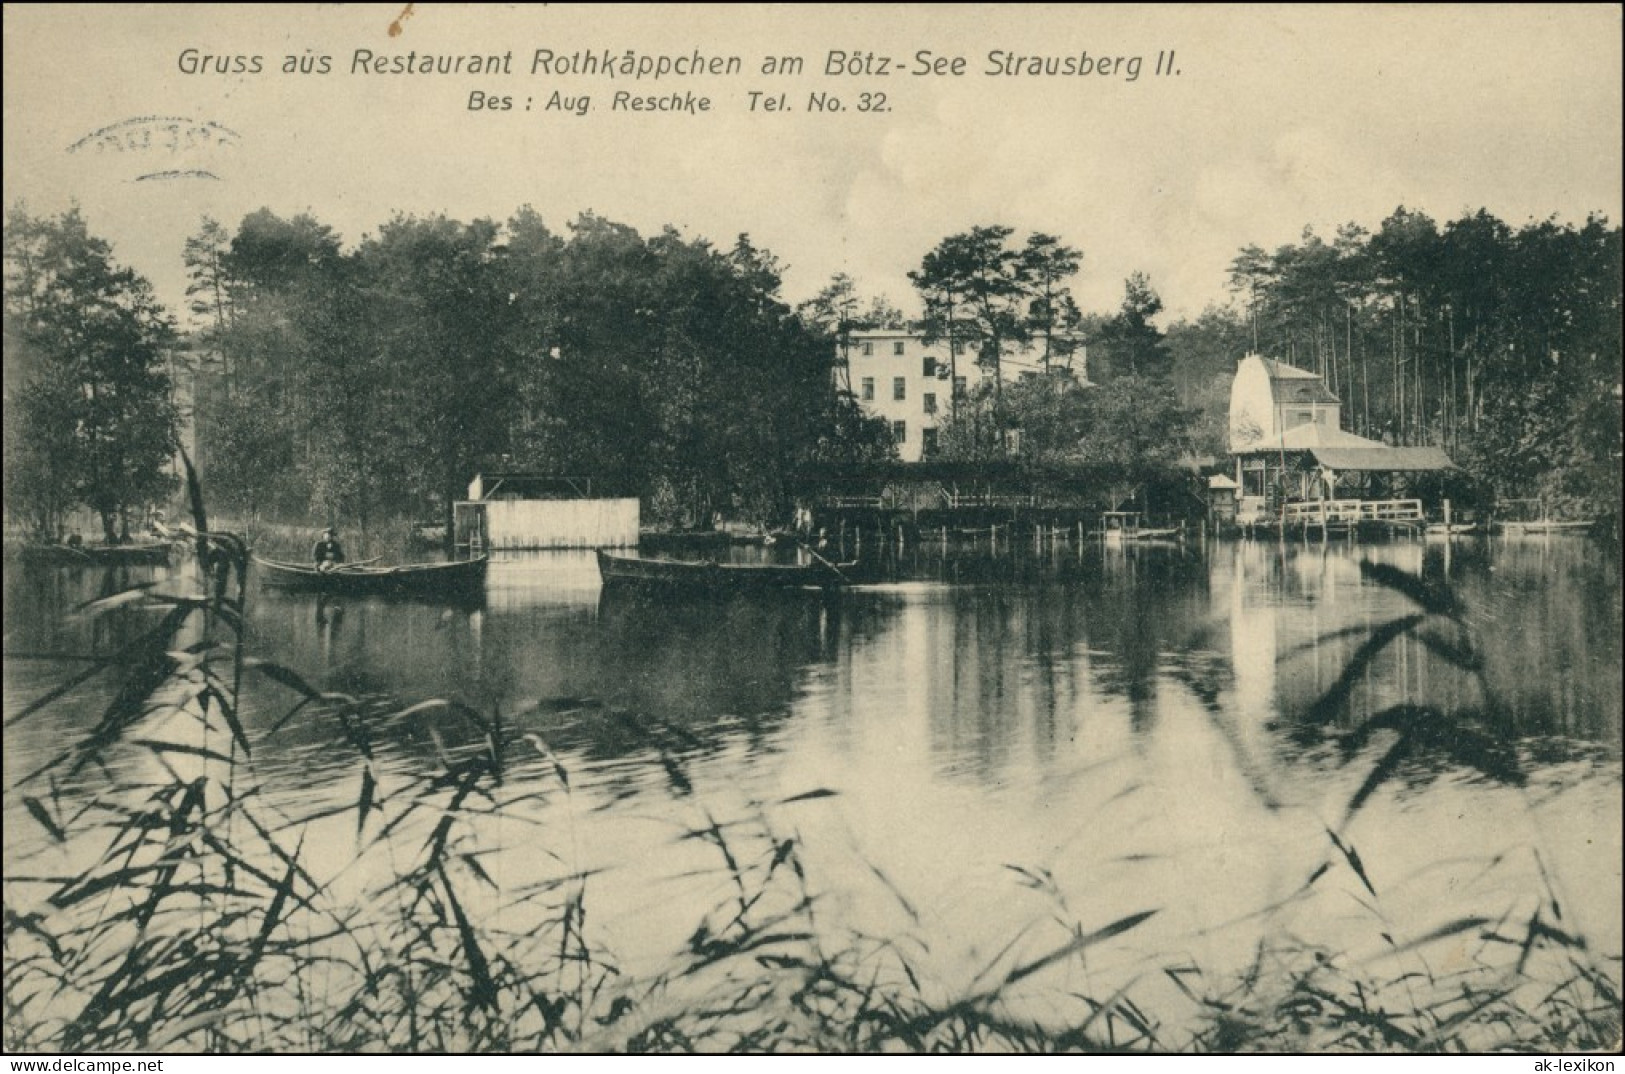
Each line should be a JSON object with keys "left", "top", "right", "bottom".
{"left": 4, "top": 206, "right": 178, "bottom": 541}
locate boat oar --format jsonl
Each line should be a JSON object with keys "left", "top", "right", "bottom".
{"left": 326, "top": 556, "right": 383, "bottom": 573}
{"left": 798, "top": 539, "right": 852, "bottom": 586}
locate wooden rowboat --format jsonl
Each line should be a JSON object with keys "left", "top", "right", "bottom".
{"left": 254, "top": 555, "right": 488, "bottom": 598}
{"left": 13, "top": 541, "right": 172, "bottom": 566}
{"left": 1497, "top": 519, "right": 1595, "bottom": 535}
{"left": 1101, "top": 512, "right": 1184, "bottom": 544}
{"left": 596, "top": 550, "right": 857, "bottom": 591}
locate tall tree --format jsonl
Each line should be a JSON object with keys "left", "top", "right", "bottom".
{"left": 3, "top": 206, "right": 178, "bottom": 541}
{"left": 190, "top": 209, "right": 347, "bottom": 520}
{"left": 1095, "top": 272, "right": 1172, "bottom": 379}
{"left": 503, "top": 213, "right": 849, "bottom": 524}
{"left": 357, "top": 213, "right": 517, "bottom": 542}
{"left": 1164, "top": 305, "right": 1252, "bottom": 456}
{"left": 859, "top": 294, "right": 909, "bottom": 330}
{"left": 797, "top": 272, "right": 861, "bottom": 393}
{"left": 910, "top": 226, "right": 1032, "bottom": 412}
{"left": 182, "top": 217, "right": 237, "bottom": 387}
{"left": 797, "top": 274, "right": 912, "bottom": 395}
{"left": 1227, "top": 244, "right": 1273, "bottom": 352}
{"left": 1020, "top": 233, "right": 1084, "bottom": 372}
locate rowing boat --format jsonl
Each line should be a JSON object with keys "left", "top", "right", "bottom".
{"left": 13, "top": 542, "right": 173, "bottom": 566}
{"left": 1101, "top": 512, "right": 1184, "bottom": 543}
{"left": 253, "top": 555, "right": 489, "bottom": 598}
{"left": 1497, "top": 519, "right": 1595, "bottom": 535}
{"left": 596, "top": 550, "right": 857, "bottom": 591}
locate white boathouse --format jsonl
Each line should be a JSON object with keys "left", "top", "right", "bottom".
{"left": 453, "top": 473, "right": 639, "bottom": 551}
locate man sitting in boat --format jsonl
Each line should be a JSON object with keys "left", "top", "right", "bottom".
{"left": 312, "top": 528, "right": 346, "bottom": 572}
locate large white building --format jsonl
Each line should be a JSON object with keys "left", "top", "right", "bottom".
{"left": 843, "top": 329, "right": 1086, "bottom": 462}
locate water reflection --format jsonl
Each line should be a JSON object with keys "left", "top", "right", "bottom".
{"left": 7, "top": 541, "right": 1620, "bottom": 782}
{"left": 1211, "top": 538, "right": 1623, "bottom": 746}
{"left": 5, "top": 537, "right": 1620, "bottom": 989}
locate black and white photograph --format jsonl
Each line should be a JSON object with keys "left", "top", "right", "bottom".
{"left": 3, "top": 4, "right": 1621, "bottom": 1059}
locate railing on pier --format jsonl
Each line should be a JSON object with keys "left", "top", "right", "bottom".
{"left": 1279, "top": 498, "right": 1425, "bottom": 526}
{"left": 938, "top": 488, "right": 1041, "bottom": 510}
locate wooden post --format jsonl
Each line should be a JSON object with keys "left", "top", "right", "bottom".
{"left": 1443, "top": 498, "right": 1452, "bottom": 531}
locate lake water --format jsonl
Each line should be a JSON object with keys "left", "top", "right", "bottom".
{"left": 5, "top": 535, "right": 1621, "bottom": 1029}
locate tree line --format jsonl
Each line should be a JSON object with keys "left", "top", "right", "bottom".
{"left": 181, "top": 208, "right": 896, "bottom": 537}
{"left": 4, "top": 203, "right": 1619, "bottom": 540}
{"left": 1218, "top": 208, "right": 1620, "bottom": 515}
{"left": 841, "top": 210, "right": 1619, "bottom": 521}
{"left": 4, "top": 208, "right": 178, "bottom": 542}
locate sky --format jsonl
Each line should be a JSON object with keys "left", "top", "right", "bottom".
{"left": 4, "top": 4, "right": 1621, "bottom": 324}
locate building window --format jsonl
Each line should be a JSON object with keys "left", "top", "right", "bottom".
{"left": 861, "top": 377, "right": 874, "bottom": 401}
{"left": 922, "top": 356, "right": 937, "bottom": 377}
{"left": 923, "top": 392, "right": 937, "bottom": 414}
{"left": 893, "top": 341, "right": 905, "bottom": 355}
{"left": 861, "top": 341, "right": 874, "bottom": 356}
{"left": 953, "top": 376, "right": 967, "bottom": 398}
{"left": 922, "top": 428, "right": 939, "bottom": 455}
{"left": 1004, "top": 429, "right": 1023, "bottom": 455}
{"left": 892, "top": 420, "right": 907, "bottom": 444}
{"left": 951, "top": 342, "right": 963, "bottom": 355}
{"left": 893, "top": 377, "right": 906, "bottom": 401}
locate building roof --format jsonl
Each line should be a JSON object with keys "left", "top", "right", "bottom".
{"left": 1261, "top": 358, "right": 1341, "bottom": 404}
{"left": 1233, "top": 391, "right": 1456, "bottom": 470}
{"left": 1260, "top": 358, "right": 1321, "bottom": 379}
{"left": 1241, "top": 422, "right": 1385, "bottom": 454}
{"left": 849, "top": 327, "right": 919, "bottom": 338}
{"left": 1309, "top": 446, "right": 1457, "bottom": 471}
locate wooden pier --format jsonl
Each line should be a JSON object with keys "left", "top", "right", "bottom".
{"left": 1247, "top": 497, "right": 1426, "bottom": 538}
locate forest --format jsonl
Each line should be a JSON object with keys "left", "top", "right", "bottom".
{"left": 3, "top": 203, "right": 1620, "bottom": 538}
{"left": 1208, "top": 208, "right": 1621, "bottom": 517}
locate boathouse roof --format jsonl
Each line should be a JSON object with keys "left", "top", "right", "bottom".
{"left": 1237, "top": 422, "right": 1456, "bottom": 471}
{"left": 1309, "top": 446, "right": 1457, "bottom": 472}
{"left": 1240, "top": 422, "right": 1384, "bottom": 454}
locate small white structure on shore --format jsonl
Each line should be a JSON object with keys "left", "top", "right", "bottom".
{"left": 454, "top": 473, "right": 638, "bottom": 551}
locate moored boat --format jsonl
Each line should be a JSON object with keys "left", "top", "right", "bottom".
{"left": 1497, "top": 519, "right": 1596, "bottom": 535}
{"left": 1101, "top": 512, "right": 1184, "bottom": 543}
{"left": 596, "top": 550, "right": 858, "bottom": 591}
{"left": 13, "top": 541, "right": 173, "bottom": 566}
{"left": 254, "top": 555, "right": 488, "bottom": 598}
